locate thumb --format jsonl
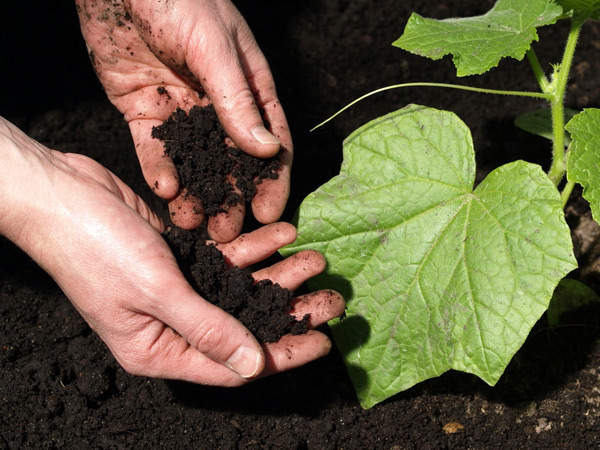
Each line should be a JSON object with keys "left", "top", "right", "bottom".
{"left": 186, "top": 26, "right": 281, "bottom": 158}
{"left": 151, "top": 281, "right": 265, "bottom": 379}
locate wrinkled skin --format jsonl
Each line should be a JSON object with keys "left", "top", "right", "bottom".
{"left": 0, "top": 117, "right": 344, "bottom": 385}
{"left": 76, "top": 0, "right": 292, "bottom": 242}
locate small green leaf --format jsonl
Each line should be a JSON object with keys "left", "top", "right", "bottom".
{"left": 556, "top": 0, "right": 600, "bottom": 20}
{"left": 514, "top": 107, "right": 579, "bottom": 146}
{"left": 566, "top": 108, "right": 600, "bottom": 222}
{"left": 393, "top": 0, "right": 563, "bottom": 76}
{"left": 548, "top": 278, "right": 600, "bottom": 326}
{"left": 282, "top": 105, "right": 576, "bottom": 408}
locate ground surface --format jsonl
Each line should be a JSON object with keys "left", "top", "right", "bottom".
{"left": 2, "top": 0, "right": 600, "bottom": 448}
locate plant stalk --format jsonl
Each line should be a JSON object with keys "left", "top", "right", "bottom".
{"left": 526, "top": 49, "right": 551, "bottom": 93}
{"left": 561, "top": 180, "right": 576, "bottom": 208}
{"left": 547, "top": 13, "right": 587, "bottom": 185}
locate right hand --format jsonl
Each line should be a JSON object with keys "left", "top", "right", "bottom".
{"left": 76, "top": 0, "right": 293, "bottom": 242}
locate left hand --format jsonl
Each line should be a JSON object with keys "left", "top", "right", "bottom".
{"left": 0, "top": 116, "right": 344, "bottom": 385}
{"left": 76, "top": 0, "right": 292, "bottom": 242}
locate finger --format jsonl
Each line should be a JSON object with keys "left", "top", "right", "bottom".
{"left": 206, "top": 175, "right": 246, "bottom": 242}
{"left": 215, "top": 222, "right": 297, "bottom": 268}
{"left": 125, "top": 85, "right": 213, "bottom": 201}
{"left": 252, "top": 63, "right": 294, "bottom": 223}
{"left": 206, "top": 203, "right": 245, "bottom": 243}
{"left": 168, "top": 189, "right": 204, "bottom": 230}
{"left": 252, "top": 250, "right": 327, "bottom": 290}
{"left": 145, "top": 279, "right": 265, "bottom": 380}
{"left": 258, "top": 331, "right": 332, "bottom": 378}
{"left": 236, "top": 21, "right": 290, "bottom": 159}
{"left": 186, "top": 22, "right": 280, "bottom": 158}
{"left": 289, "top": 290, "right": 346, "bottom": 328}
{"left": 251, "top": 139, "right": 292, "bottom": 224}
{"left": 128, "top": 118, "right": 181, "bottom": 200}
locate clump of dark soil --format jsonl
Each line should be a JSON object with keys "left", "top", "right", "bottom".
{"left": 163, "top": 226, "right": 309, "bottom": 343}
{"left": 154, "top": 101, "right": 304, "bottom": 343}
{"left": 151, "top": 104, "right": 281, "bottom": 216}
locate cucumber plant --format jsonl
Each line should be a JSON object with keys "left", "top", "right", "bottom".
{"left": 281, "top": 0, "right": 600, "bottom": 409}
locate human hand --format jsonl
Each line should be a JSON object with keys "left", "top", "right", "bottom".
{"left": 76, "top": 0, "right": 292, "bottom": 241}
{"left": 0, "top": 118, "right": 343, "bottom": 385}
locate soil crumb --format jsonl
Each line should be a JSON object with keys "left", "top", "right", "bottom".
{"left": 152, "top": 105, "right": 281, "bottom": 217}
{"left": 164, "top": 226, "right": 309, "bottom": 343}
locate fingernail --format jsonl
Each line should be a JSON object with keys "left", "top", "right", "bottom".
{"left": 251, "top": 125, "right": 280, "bottom": 145}
{"left": 226, "top": 345, "right": 262, "bottom": 378}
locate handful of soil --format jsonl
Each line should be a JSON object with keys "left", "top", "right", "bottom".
{"left": 164, "top": 227, "right": 309, "bottom": 343}
{"left": 151, "top": 104, "right": 281, "bottom": 217}
{"left": 155, "top": 104, "right": 307, "bottom": 343}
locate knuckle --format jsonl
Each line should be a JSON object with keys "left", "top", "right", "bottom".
{"left": 186, "top": 320, "right": 228, "bottom": 353}
{"left": 229, "top": 87, "right": 257, "bottom": 113}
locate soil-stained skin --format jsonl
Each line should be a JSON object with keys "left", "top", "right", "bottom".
{"left": 76, "top": 0, "right": 201, "bottom": 102}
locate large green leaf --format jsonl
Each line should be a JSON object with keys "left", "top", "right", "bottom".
{"left": 393, "top": 0, "right": 563, "bottom": 76}
{"left": 566, "top": 108, "right": 600, "bottom": 222}
{"left": 282, "top": 105, "right": 576, "bottom": 408}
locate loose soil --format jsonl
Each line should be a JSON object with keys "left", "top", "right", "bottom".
{"left": 152, "top": 104, "right": 281, "bottom": 218}
{"left": 156, "top": 104, "right": 301, "bottom": 343}
{"left": 163, "top": 226, "right": 308, "bottom": 344}
{"left": 3, "top": 0, "right": 600, "bottom": 448}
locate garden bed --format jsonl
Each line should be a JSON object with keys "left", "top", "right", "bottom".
{"left": 2, "top": 0, "right": 600, "bottom": 448}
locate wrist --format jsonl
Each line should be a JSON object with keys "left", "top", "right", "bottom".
{"left": 0, "top": 117, "right": 54, "bottom": 248}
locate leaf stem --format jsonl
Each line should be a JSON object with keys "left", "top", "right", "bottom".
{"left": 547, "top": 13, "right": 587, "bottom": 185}
{"left": 526, "top": 48, "right": 551, "bottom": 93}
{"left": 311, "top": 83, "right": 553, "bottom": 131}
{"left": 561, "top": 180, "right": 576, "bottom": 207}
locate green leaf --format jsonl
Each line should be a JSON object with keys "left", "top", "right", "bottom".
{"left": 548, "top": 278, "right": 600, "bottom": 326}
{"left": 566, "top": 109, "right": 600, "bottom": 222}
{"left": 393, "top": 0, "right": 563, "bottom": 76}
{"left": 514, "top": 107, "right": 579, "bottom": 146}
{"left": 556, "top": 0, "right": 600, "bottom": 20}
{"left": 282, "top": 105, "right": 577, "bottom": 408}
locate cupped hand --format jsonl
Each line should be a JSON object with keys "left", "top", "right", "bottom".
{"left": 76, "top": 0, "right": 292, "bottom": 241}
{"left": 1, "top": 118, "right": 343, "bottom": 386}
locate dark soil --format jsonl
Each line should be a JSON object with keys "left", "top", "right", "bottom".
{"left": 163, "top": 227, "right": 308, "bottom": 344}
{"left": 152, "top": 104, "right": 281, "bottom": 217}
{"left": 3, "top": 0, "right": 600, "bottom": 448}
{"left": 155, "top": 103, "right": 300, "bottom": 343}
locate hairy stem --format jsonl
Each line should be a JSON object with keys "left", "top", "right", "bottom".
{"left": 561, "top": 180, "right": 576, "bottom": 208}
{"left": 547, "top": 14, "right": 586, "bottom": 185}
{"left": 526, "top": 48, "right": 551, "bottom": 93}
